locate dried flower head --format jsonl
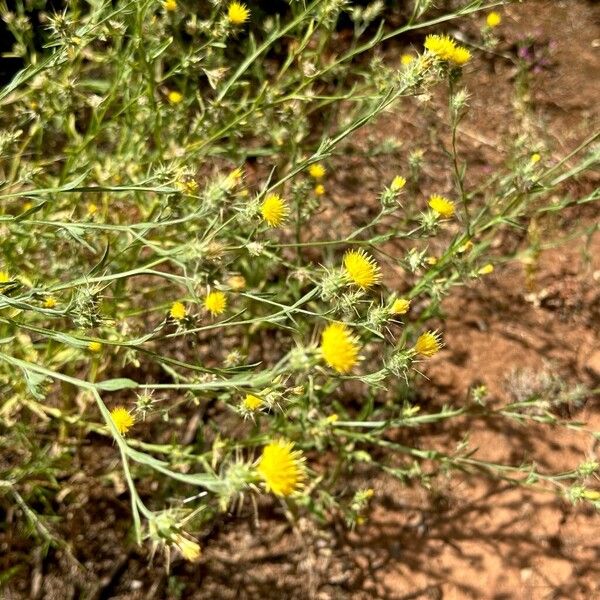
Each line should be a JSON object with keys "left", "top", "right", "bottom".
{"left": 320, "top": 322, "right": 360, "bottom": 373}
{"left": 227, "top": 2, "right": 249, "bottom": 26}
{"left": 227, "top": 274, "right": 246, "bottom": 291}
{"left": 343, "top": 249, "right": 381, "bottom": 289}
{"left": 173, "top": 534, "right": 201, "bottom": 562}
{"left": 260, "top": 194, "right": 288, "bottom": 227}
{"left": 414, "top": 331, "right": 442, "bottom": 357}
{"left": 428, "top": 194, "right": 455, "bottom": 218}
{"left": 110, "top": 406, "right": 135, "bottom": 435}
{"left": 204, "top": 290, "right": 227, "bottom": 316}
{"left": 257, "top": 440, "right": 305, "bottom": 496}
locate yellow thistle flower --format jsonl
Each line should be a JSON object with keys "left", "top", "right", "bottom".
{"left": 325, "top": 413, "right": 339, "bottom": 424}
{"left": 582, "top": 490, "right": 600, "bottom": 501}
{"left": 228, "top": 167, "right": 244, "bottom": 183}
{"left": 227, "top": 1, "right": 249, "bottom": 26}
{"left": 391, "top": 298, "right": 410, "bottom": 315}
{"left": 170, "top": 301, "right": 186, "bottom": 320}
{"left": 110, "top": 406, "right": 135, "bottom": 435}
{"left": 260, "top": 194, "right": 288, "bottom": 227}
{"left": 478, "top": 263, "right": 494, "bottom": 275}
{"left": 343, "top": 249, "right": 381, "bottom": 289}
{"left": 450, "top": 45, "right": 472, "bottom": 65}
{"left": 204, "top": 290, "right": 227, "bottom": 316}
{"left": 391, "top": 175, "right": 406, "bottom": 191}
{"left": 44, "top": 296, "right": 57, "bottom": 309}
{"left": 0, "top": 271, "right": 10, "bottom": 284}
{"left": 87, "top": 203, "right": 98, "bottom": 215}
{"left": 163, "top": 0, "right": 177, "bottom": 11}
{"left": 320, "top": 322, "right": 360, "bottom": 373}
{"left": 308, "top": 163, "right": 326, "bottom": 179}
{"left": 457, "top": 240, "right": 474, "bottom": 253}
{"left": 530, "top": 153, "right": 541, "bottom": 164}
{"left": 414, "top": 331, "right": 442, "bottom": 357}
{"left": 428, "top": 194, "right": 455, "bottom": 218}
{"left": 424, "top": 35, "right": 471, "bottom": 65}
{"left": 314, "top": 184, "right": 325, "bottom": 196}
{"left": 257, "top": 439, "right": 305, "bottom": 497}
{"left": 173, "top": 534, "right": 201, "bottom": 562}
{"left": 88, "top": 341, "right": 102, "bottom": 353}
{"left": 401, "top": 54, "right": 414, "bottom": 66}
{"left": 242, "top": 394, "right": 263, "bottom": 411}
{"left": 167, "top": 90, "right": 183, "bottom": 105}
{"left": 486, "top": 11, "right": 501, "bottom": 28}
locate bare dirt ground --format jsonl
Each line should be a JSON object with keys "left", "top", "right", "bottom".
{"left": 1, "top": 1, "right": 599, "bottom": 598}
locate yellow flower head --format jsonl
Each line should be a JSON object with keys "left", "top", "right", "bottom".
{"left": 173, "top": 534, "right": 201, "bottom": 562}
{"left": 242, "top": 394, "right": 263, "bottom": 411}
{"left": 227, "top": 1, "right": 249, "bottom": 26}
{"left": 424, "top": 35, "right": 471, "bottom": 65}
{"left": 88, "top": 341, "right": 102, "bottom": 353}
{"left": 428, "top": 194, "right": 455, "bottom": 218}
{"left": 458, "top": 240, "right": 474, "bottom": 253}
{"left": 257, "top": 439, "right": 305, "bottom": 497}
{"left": 530, "top": 153, "right": 541, "bottom": 164}
{"left": 314, "top": 184, "right": 325, "bottom": 196}
{"left": 260, "top": 194, "right": 288, "bottom": 227}
{"left": 414, "top": 331, "right": 442, "bottom": 357}
{"left": 87, "top": 203, "right": 98, "bottom": 215}
{"left": 391, "top": 298, "right": 411, "bottom": 315}
{"left": 450, "top": 45, "right": 472, "bottom": 65}
{"left": 486, "top": 11, "right": 501, "bottom": 28}
{"left": 163, "top": 0, "right": 177, "bottom": 11}
{"left": 308, "top": 163, "right": 326, "bottom": 179}
{"left": 170, "top": 301, "right": 187, "bottom": 320}
{"left": 110, "top": 406, "right": 135, "bottom": 435}
{"left": 401, "top": 54, "right": 414, "bottom": 66}
{"left": 478, "top": 263, "right": 494, "bottom": 275}
{"left": 44, "top": 296, "right": 57, "bottom": 309}
{"left": 228, "top": 167, "right": 244, "bottom": 183}
{"left": 391, "top": 175, "right": 406, "bottom": 192}
{"left": 0, "top": 271, "right": 10, "bottom": 284}
{"left": 320, "top": 322, "right": 360, "bottom": 373}
{"left": 343, "top": 249, "right": 381, "bottom": 289}
{"left": 204, "top": 290, "right": 227, "bottom": 316}
{"left": 167, "top": 90, "right": 183, "bottom": 105}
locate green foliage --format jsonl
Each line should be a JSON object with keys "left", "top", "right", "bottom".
{"left": 0, "top": 0, "right": 598, "bottom": 560}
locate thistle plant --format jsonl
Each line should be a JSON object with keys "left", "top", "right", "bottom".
{"left": 0, "top": 0, "right": 598, "bottom": 564}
